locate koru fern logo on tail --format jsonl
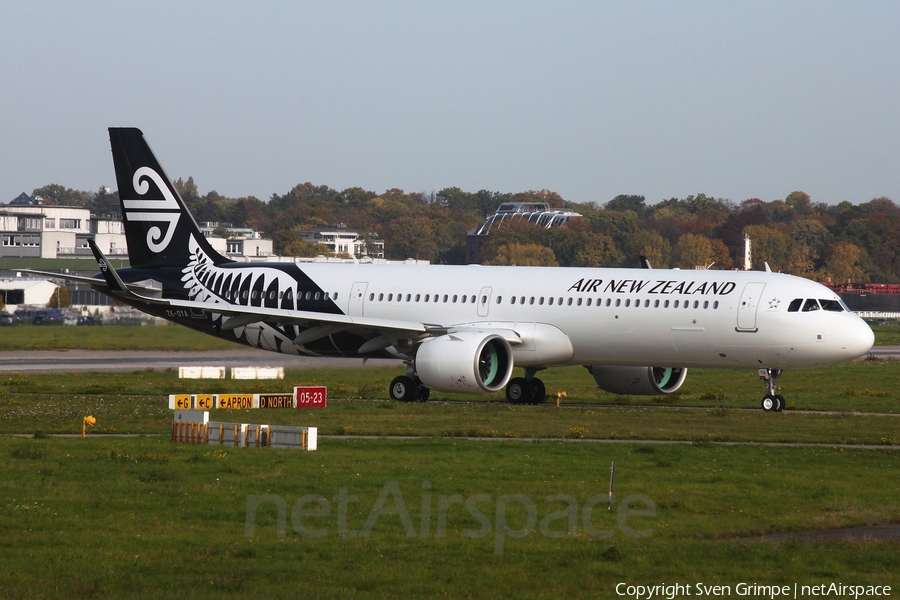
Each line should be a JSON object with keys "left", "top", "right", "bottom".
{"left": 122, "top": 166, "right": 181, "bottom": 253}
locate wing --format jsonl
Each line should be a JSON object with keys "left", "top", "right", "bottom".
{"left": 18, "top": 269, "right": 161, "bottom": 294}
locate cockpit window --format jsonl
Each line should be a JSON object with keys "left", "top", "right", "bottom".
{"left": 802, "top": 299, "right": 820, "bottom": 312}
{"left": 787, "top": 299, "right": 803, "bottom": 312}
{"left": 819, "top": 299, "right": 843, "bottom": 312}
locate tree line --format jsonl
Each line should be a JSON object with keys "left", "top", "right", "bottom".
{"left": 30, "top": 181, "right": 900, "bottom": 283}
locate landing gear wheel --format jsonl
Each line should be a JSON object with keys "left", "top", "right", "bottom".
{"left": 416, "top": 386, "right": 431, "bottom": 403}
{"left": 759, "top": 368, "right": 785, "bottom": 413}
{"left": 530, "top": 378, "right": 546, "bottom": 404}
{"left": 773, "top": 394, "right": 785, "bottom": 412}
{"left": 390, "top": 376, "right": 418, "bottom": 402}
{"left": 506, "top": 377, "right": 532, "bottom": 405}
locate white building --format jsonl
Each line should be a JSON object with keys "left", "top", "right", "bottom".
{"left": 300, "top": 224, "right": 384, "bottom": 258}
{"left": 198, "top": 222, "right": 274, "bottom": 260}
{"left": 1, "top": 199, "right": 128, "bottom": 259}
{"left": 0, "top": 277, "right": 58, "bottom": 311}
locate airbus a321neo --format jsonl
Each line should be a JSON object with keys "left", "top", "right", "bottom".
{"left": 30, "top": 128, "right": 874, "bottom": 411}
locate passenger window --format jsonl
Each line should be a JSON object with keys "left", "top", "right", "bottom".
{"left": 496, "top": 296, "right": 502, "bottom": 304}
{"left": 673, "top": 300, "right": 679, "bottom": 308}
{"left": 452, "top": 295, "right": 458, "bottom": 303}
{"left": 615, "top": 299, "right": 621, "bottom": 307}
{"left": 482, "top": 296, "right": 487, "bottom": 304}
{"left": 520, "top": 297, "right": 525, "bottom": 304}
{"left": 606, "top": 299, "right": 611, "bottom": 307}
{"left": 567, "top": 298, "right": 573, "bottom": 306}
{"left": 333, "top": 293, "right": 338, "bottom": 300}
{"left": 443, "top": 295, "right": 449, "bottom": 302}
{"left": 539, "top": 297, "right": 544, "bottom": 305}
{"left": 461, "top": 295, "right": 466, "bottom": 303}
{"left": 388, "top": 293, "right": 393, "bottom": 301}
{"left": 548, "top": 297, "right": 554, "bottom": 305}
{"left": 415, "top": 294, "right": 420, "bottom": 302}
{"left": 654, "top": 299, "right": 660, "bottom": 308}
{"left": 802, "top": 299, "right": 820, "bottom": 312}
{"left": 471, "top": 296, "right": 476, "bottom": 303}
{"left": 586, "top": 298, "right": 592, "bottom": 306}
{"left": 529, "top": 297, "right": 535, "bottom": 305}
{"left": 703, "top": 301, "right": 708, "bottom": 309}
{"left": 664, "top": 300, "right": 669, "bottom": 308}
{"left": 406, "top": 294, "right": 411, "bottom": 302}
{"left": 369, "top": 293, "right": 374, "bottom": 301}
{"left": 577, "top": 298, "right": 583, "bottom": 306}
{"left": 819, "top": 299, "right": 843, "bottom": 312}
{"left": 644, "top": 299, "right": 649, "bottom": 307}
{"left": 713, "top": 301, "right": 719, "bottom": 309}
{"left": 511, "top": 296, "right": 516, "bottom": 305}
{"left": 625, "top": 299, "right": 630, "bottom": 307}
{"left": 693, "top": 301, "right": 698, "bottom": 309}
{"left": 314, "top": 292, "right": 321, "bottom": 301}
{"left": 787, "top": 299, "right": 802, "bottom": 312}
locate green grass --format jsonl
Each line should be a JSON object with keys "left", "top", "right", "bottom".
{"left": 0, "top": 436, "right": 897, "bottom": 599}
{"left": 1, "top": 361, "right": 899, "bottom": 443}
{"left": 0, "top": 257, "right": 129, "bottom": 271}
{"left": 0, "top": 324, "right": 238, "bottom": 351}
{"left": 1, "top": 327, "right": 899, "bottom": 597}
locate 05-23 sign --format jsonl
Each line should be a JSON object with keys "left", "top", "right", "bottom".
{"left": 294, "top": 386, "right": 327, "bottom": 408}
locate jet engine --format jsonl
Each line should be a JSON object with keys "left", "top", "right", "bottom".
{"left": 587, "top": 366, "right": 687, "bottom": 395}
{"left": 415, "top": 332, "right": 514, "bottom": 394}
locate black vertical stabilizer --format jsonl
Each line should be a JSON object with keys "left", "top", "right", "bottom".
{"left": 109, "top": 127, "right": 230, "bottom": 269}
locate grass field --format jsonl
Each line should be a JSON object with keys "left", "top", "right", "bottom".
{"left": 1, "top": 436, "right": 897, "bottom": 599}
{"left": 1, "top": 325, "right": 899, "bottom": 598}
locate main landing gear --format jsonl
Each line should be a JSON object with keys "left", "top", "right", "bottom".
{"left": 389, "top": 374, "right": 430, "bottom": 402}
{"left": 506, "top": 368, "right": 547, "bottom": 405}
{"left": 759, "top": 368, "right": 785, "bottom": 413}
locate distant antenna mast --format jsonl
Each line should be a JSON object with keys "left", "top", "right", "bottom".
{"left": 744, "top": 234, "right": 752, "bottom": 271}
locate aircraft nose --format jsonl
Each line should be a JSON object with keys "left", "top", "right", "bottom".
{"left": 843, "top": 317, "right": 874, "bottom": 359}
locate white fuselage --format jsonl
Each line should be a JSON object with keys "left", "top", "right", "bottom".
{"left": 292, "top": 263, "right": 873, "bottom": 369}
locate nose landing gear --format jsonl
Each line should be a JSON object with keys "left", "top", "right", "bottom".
{"left": 759, "top": 368, "right": 785, "bottom": 412}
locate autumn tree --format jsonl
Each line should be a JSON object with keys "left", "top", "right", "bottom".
{"left": 825, "top": 242, "right": 868, "bottom": 283}
{"left": 630, "top": 230, "right": 672, "bottom": 268}
{"left": 673, "top": 233, "right": 714, "bottom": 268}
{"left": 743, "top": 224, "right": 791, "bottom": 272}
{"left": 47, "top": 286, "right": 70, "bottom": 308}
{"left": 485, "top": 243, "right": 558, "bottom": 266}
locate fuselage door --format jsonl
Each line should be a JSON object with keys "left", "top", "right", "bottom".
{"left": 478, "top": 286, "right": 492, "bottom": 318}
{"left": 349, "top": 282, "right": 368, "bottom": 317}
{"left": 737, "top": 282, "right": 766, "bottom": 331}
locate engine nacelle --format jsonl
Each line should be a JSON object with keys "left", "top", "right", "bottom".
{"left": 587, "top": 366, "right": 687, "bottom": 395}
{"left": 416, "top": 332, "right": 514, "bottom": 394}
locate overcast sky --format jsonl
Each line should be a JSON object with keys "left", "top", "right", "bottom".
{"left": 2, "top": 1, "right": 899, "bottom": 207}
